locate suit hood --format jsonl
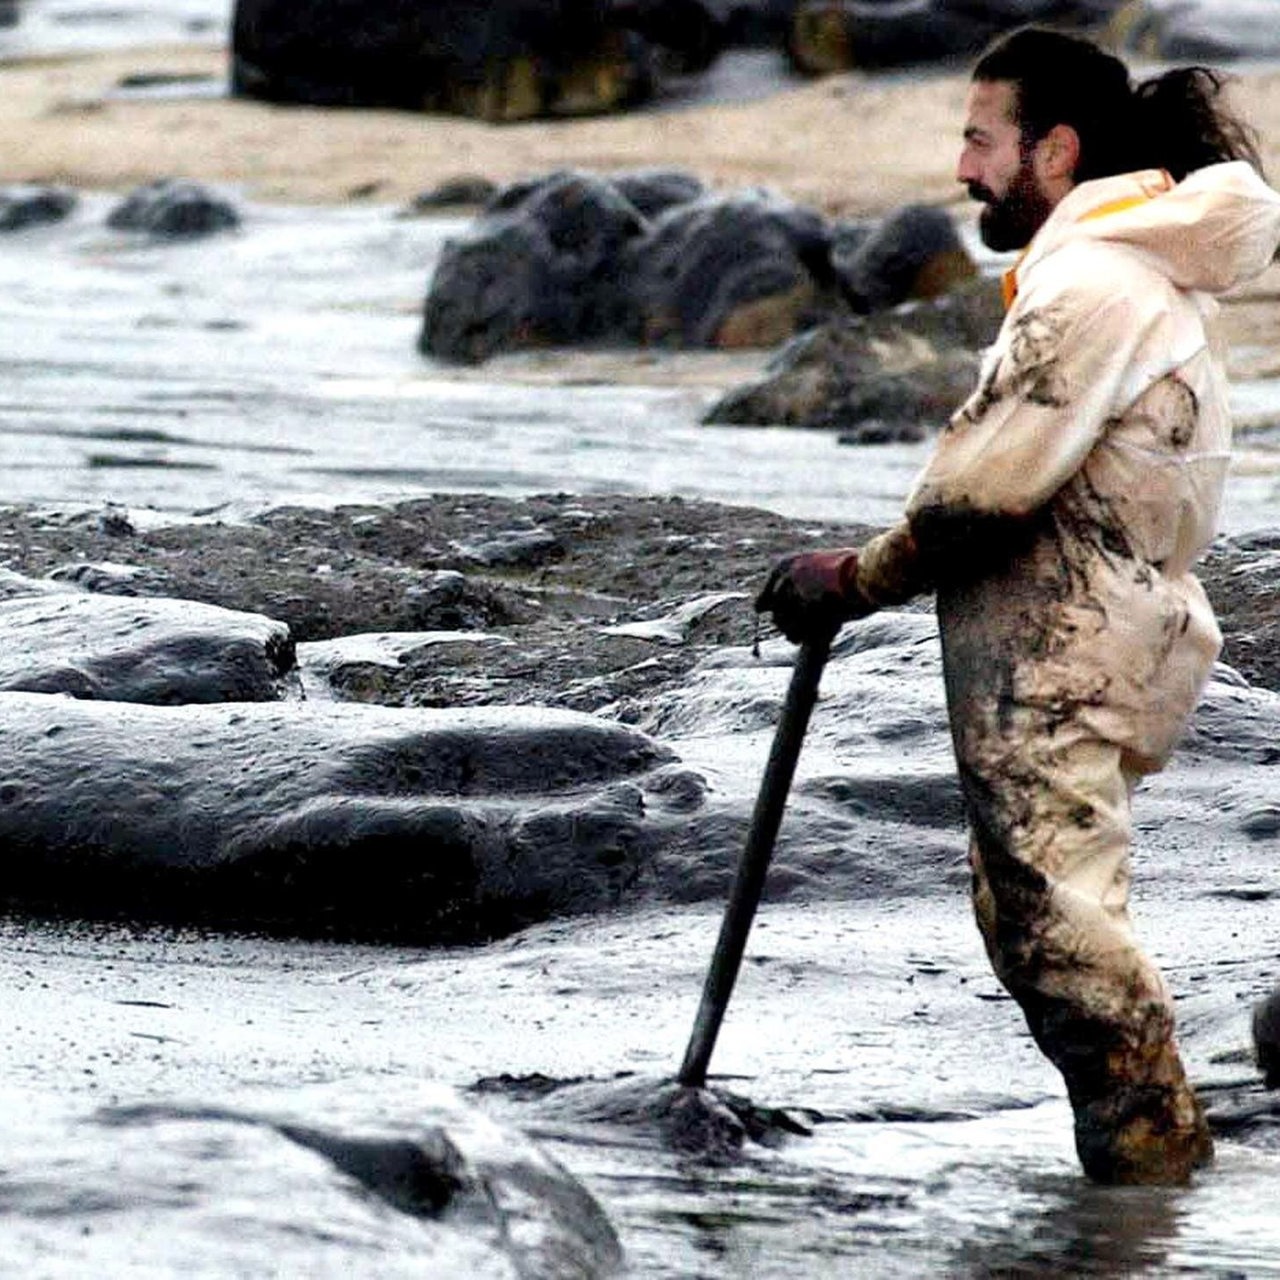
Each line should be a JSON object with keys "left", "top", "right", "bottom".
{"left": 1017, "top": 161, "right": 1280, "bottom": 298}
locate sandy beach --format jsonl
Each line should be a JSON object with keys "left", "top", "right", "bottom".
{"left": 2, "top": 41, "right": 1279, "bottom": 215}
{"left": 4, "top": 44, "right": 969, "bottom": 214}
{"left": 5, "top": 40, "right": 1280, "bottom": 366}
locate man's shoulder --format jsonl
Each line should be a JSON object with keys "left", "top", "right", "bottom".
{"left": 1019, "top": 236, "right": 1174, "bottom": 316}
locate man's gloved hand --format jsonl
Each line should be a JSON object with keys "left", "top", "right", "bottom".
{"left": 754, "top": 548, "right": 876, "bottom": 644}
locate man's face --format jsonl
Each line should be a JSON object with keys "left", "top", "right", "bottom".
{"left": 956, "top": 79, "right": 1054, "bottom": 252}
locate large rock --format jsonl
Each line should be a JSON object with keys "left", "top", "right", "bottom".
{"left": 3, "top": 1079, "right": 622, "bottom": 1279}
{"left": 0, "top": 695, "right": 679, "bottom": 940}
{"left": 421, "top": 171, "right": 649, "bottom": 363}
{"left": 0, "top": 574, "right": 295, "bottom": 703}
{"left": 834, "top": 203, "right": 976, "bottom": 314}
{"left": 421, "top": 175, "right": 841, "bottom": 360}
{"left": 787, "top": 0, "right": 998, "bottom": 72}
{"left": 421, "top": 174, "right": 983, "bottom": 363}
{"left": 703, "top": 277, "right": 1002, "bottom": 434}
{"left": 624, "top": 188, "right": 836, "bottom": 348}
{"left": 230, "top": 0, "right": 653, "bottom": 120}
{"left": 787, "top": 0, "right": 1127, "bottom": 73}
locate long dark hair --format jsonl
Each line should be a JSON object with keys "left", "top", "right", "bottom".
{"left": 973, "top": 27, "right": 1264, "bottom": 182}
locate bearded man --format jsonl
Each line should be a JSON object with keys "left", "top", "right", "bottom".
{"left": 757, "top": 26, "right": 1280, "bottom": 1184}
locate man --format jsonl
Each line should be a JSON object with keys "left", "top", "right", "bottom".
{"left": 757, "top": 26, "right": 1280, "bottom": 1185}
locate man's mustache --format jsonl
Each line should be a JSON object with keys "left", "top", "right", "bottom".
{"left": 967, "top": 182, "right": 997, "bottom": 204}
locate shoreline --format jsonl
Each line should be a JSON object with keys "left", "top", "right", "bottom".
{"left": 4, "top": 43, "right": 1278, "bottom": 303}
{"left": 4, "top": 44, "right": 1280, "bottom": 213}
{"left": 1, "top": 41, "right": 1277, "bottom": 449}
{"left": 0, "top": 44, "right": 967, "bottom": 213}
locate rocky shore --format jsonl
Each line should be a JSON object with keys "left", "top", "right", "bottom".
{"left": 0, "top": 489, "right": 1278, "bottom": 1275}
{"left": 1, "top": 489, "right": 1277, "bottom": 699}
{"left": 3, "top": 16, "right": 1280, "bottom": 1273}
{"left": 0, "top": 490, "right": 1277, "bottom": 940}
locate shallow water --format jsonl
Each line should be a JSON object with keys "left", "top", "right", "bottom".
{"left": 2, "top": 193, "right": 1279, "bottom": 534}
{"left": 4, "top": 894, "right": 1278, "bottom": 1277}
{"left": 0, "top": 193, "right": 938, "bottom": 526}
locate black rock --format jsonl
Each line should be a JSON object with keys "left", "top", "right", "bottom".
{"left": 422, "top": 175, "right": 971, "bottom": 361}
{"left": 787, "top": 0, "right": 997, "bottom": 73}
{"left": 421, "top": 170, "right": 649, "bottom": 363}
{"left": 0, "top": 185, "right": 77, "bottom": 232}
{"left": 625, "top": 188, "right": 835, "bottom": 348}
{"left": 107, "top": 180, "right": 241, "bottom": 239}
{"left": 231, "top": 0, "right": 653, "bottom": 120}
{"left": 0, "top": 695, "right": 678, "bottom": 941}
{"left": 834, "top": 203, "right": 976, "bottom": 313}
{"left": 787, "top": 0, "right": 1128, "bottom": 73}
{"left": 0, "top": 582, "right": 295, "bottom": 704}
{"left": 703, "top": 278, "right": 1002, "bottom": 430}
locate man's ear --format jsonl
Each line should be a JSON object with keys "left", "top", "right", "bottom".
{"left": 1037, "top": 123, "right": 1081, "bottom": 183}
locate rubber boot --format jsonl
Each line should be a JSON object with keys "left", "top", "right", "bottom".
{"left": 1071, "top": 1039, "right": 1213, "bottom": 1185}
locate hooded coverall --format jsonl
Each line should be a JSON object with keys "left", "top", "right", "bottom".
{"left": 852, "top": 160, "right": 1280, "bottom": 1183}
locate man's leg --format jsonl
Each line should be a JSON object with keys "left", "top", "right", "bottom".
{"left": 962, "top": 725, "right": 1212, "bottom": 1184}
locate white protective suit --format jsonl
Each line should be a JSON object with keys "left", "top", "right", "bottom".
{"left": 855, "top": 160, "right": 1280, "bottom": 1183}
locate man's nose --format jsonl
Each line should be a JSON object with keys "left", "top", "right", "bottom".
{"left": 956, "top": 151, "right": 978, "bottom": 185}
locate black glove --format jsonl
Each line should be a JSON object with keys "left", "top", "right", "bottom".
{"left": 754, "top": 548, "right": 875, "bottom": 644}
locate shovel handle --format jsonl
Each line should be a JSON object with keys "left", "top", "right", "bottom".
{"left": 677, "top": 631, "right": 833, "bottom": 1089}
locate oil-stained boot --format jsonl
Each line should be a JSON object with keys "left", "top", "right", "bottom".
{"left": 1071, "top": 1042, "right": 1213, "bottom": 1185}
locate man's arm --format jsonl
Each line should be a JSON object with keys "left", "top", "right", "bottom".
{"left": 760, "top": 252, "right": 1170, "bottom": 635}
{"left": 904, "top": 258, "right": 1170, "bottom": 524}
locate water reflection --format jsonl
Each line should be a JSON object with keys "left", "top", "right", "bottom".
{"left": 954, "top": 1174, "right": 1180, "bottom": 1277}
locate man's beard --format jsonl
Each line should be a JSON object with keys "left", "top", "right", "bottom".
{"left": 971, "top": 151, "right": 1053, "bottom": 252}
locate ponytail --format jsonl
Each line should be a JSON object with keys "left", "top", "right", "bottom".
{"left": 1133, "top": 67, "right": 1264, "bottom": 181}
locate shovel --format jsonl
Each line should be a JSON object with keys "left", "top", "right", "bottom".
{"left": 677, "top": 630, "right": 834, "bottom": 1089}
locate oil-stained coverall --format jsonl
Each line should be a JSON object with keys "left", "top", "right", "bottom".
{"left": 850, "top": 160, "right": 1280, "bottom": 1183}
